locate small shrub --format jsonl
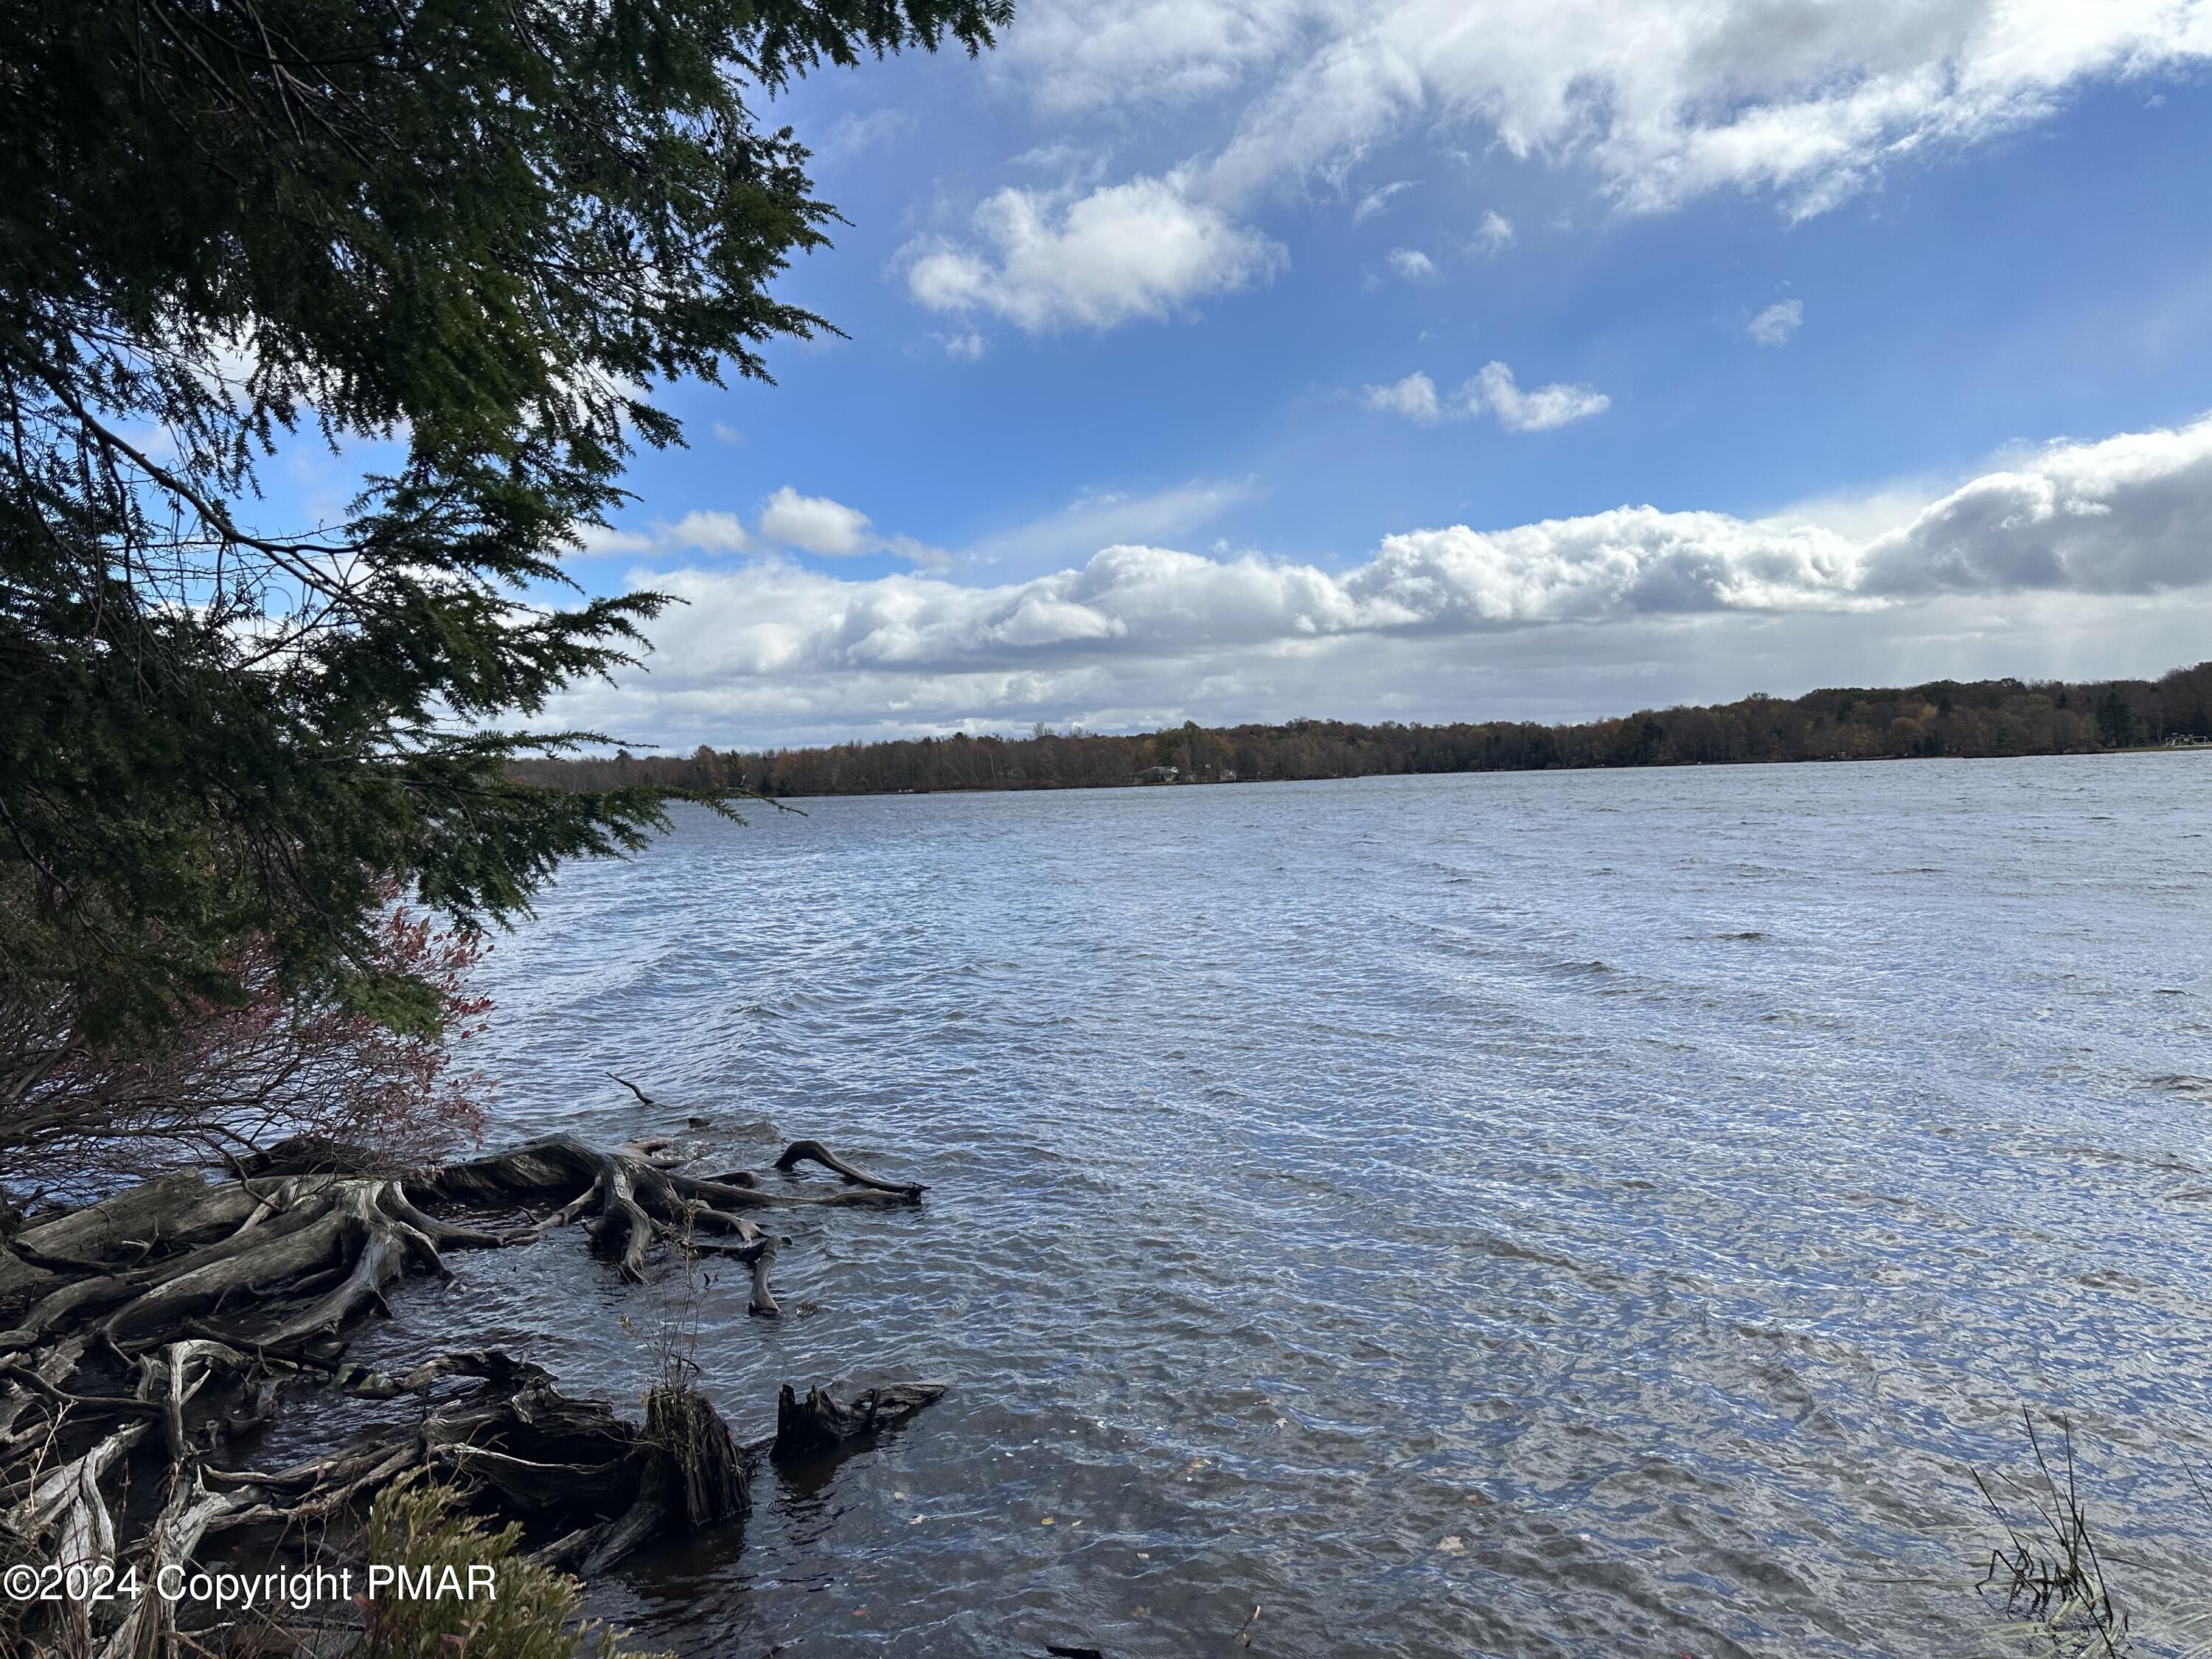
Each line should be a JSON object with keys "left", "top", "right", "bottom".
{"left": 358, "top": 1478, "right": 664, "bottom": 1659}
{"left": 1, "top": 895, "right": 490, "bottom": 1196}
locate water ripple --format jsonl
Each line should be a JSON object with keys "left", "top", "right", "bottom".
{"left": 376, "top": 756, "right": 2212, "bottom": 1657}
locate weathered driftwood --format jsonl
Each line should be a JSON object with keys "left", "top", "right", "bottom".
{"left": 0, "top": 1125, "right": 933, "bottom": 1655}
{"left": 0, "top": 1173, "right": 512, "bottom": 1362}
{"left": 94, "top": 1469, "right": 240, "bottom": 1659}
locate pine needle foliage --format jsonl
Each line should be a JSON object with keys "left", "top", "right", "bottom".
{"left": 0, "top": 0, "right": 1007, "bottom": 1048}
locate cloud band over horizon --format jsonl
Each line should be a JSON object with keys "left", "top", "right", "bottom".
{"left": 543, "top": 417, "right": 2212, "bottom": 748}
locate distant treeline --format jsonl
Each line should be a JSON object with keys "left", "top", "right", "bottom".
{"left": 515, "top": 661, "right": 2212, "bottom": 798}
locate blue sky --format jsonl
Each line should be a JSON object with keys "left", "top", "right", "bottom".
{"left": 287, "top": 1, "right": 2212, "bottom": 748}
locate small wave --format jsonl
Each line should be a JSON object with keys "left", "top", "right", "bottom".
{"left": 1715, "top": 931, "right": 1767, "bottom": 942}
{"left": 2149, "top": 1074, "right": 2212, "bottom": 1099}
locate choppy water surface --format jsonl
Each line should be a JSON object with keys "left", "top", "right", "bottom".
{"left": 396, "top": 756, "right": 2212, "bottom": 1656}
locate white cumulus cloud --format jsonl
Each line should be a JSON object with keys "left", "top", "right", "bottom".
{"left": 584, "top": 493, "right": 928, "bottom": 561}
{"left": 576, "top": 524, "right": 658, "bottom": 556}
{"left": 698, "top": 424, "right": 2212, "bottom": 643}
{"left": 1363, "top": 372, "right": 1444, "bottom": 422}
{"left": 757, "top": 487, "right": 879, "bottom": 557}
{"left": 664, "top": 510, "right": 751, "bottom": 554}
{"left": 952, "top": 0, "right": 2212, "bottom": 342}
{"left": 1364, "top": 362, "right": 1610, "bottom": 432}
{"left": 1860, "top": 418, "right": 2212, "bottom": 597}
{"left": 666, "top": 422, "right": 2212, "bottom": 644}
{"left": 577, "top": 510, "right": 750, "bottom": 557}
{"left": 1189, "top": 0, "right": 2212, "bottom": 216}
{"left": 903, "top": 175, "right": 1286, "bottom": 333}
{"left": 1470, "top": 361, "right": 1612, "bottom": 432}
{"left": 1748, "top": 299, "right": 1805, "bottom": 346}
{"left": 1387, "top": 247, "right": 1440, "bottom": 281}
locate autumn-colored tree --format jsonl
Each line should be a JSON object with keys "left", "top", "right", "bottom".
{"left": 1, "top": 897, "right": 490, "bottom": 1197}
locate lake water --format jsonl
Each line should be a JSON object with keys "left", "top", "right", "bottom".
{"left": 383, "top": 754, "right": 2212, "bottom": 1657}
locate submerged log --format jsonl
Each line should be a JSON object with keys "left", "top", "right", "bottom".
{"left": 429, "top": 1133, "right": 922, "bottom": 1214}
{"left": 0, "top": 1174, "right": 504, "bottom": 1360}
{"left": 420, "top": 1133, "right": 922, "bottom": 1298}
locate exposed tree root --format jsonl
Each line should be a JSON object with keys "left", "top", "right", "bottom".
{"left": 0, "top": 1125, "right": 936, "bottom": 1656}
{"left": 96, "top": 1470, "right": 240, "bottom": 1659}
{"left": 773, "top": 1138, "right": 928, "bottom": 1198}
{"left": 4, "top": 1422, "right": 144, "bottom": 1551}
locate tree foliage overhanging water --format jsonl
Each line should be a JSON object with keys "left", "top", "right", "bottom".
{"left": 0, "top": 0, "right": 1007, "bottom": 1057}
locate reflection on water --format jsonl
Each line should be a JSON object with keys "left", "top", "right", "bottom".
{"left": 363, "top": 754, "right": 2211, "bottom": 1656}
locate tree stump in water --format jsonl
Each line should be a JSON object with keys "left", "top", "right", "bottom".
{"left": 570, "top": 1385, "right": 750, "bottom": 1574}
{"left": 772, "top": 1380, "right": 948, "bottom": 1462}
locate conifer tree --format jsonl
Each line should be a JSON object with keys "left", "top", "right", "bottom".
{"left": 0, "top": 0, "right": 1007, "bottom": 1046}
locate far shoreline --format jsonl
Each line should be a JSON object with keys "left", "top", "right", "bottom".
{"left": 740, "top": 741, "right": 2212, "bottom": 802}
{"left": 516, "top": 661, "right": 2212, "bottom": 803}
